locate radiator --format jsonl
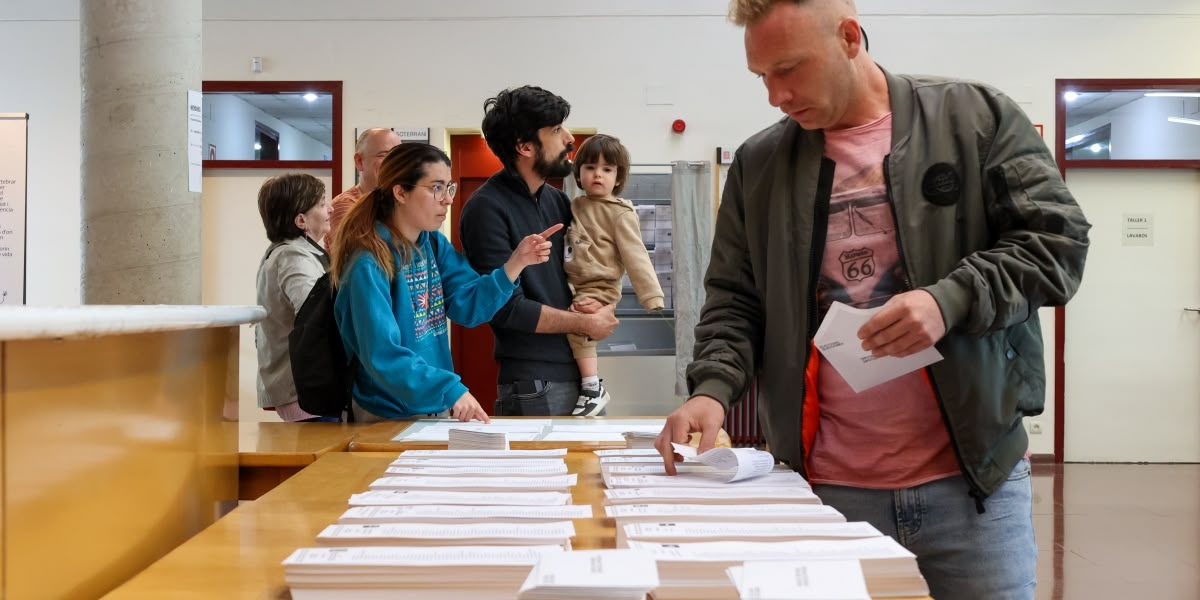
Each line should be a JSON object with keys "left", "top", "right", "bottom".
{"left": 723, "top": 378, "right": 766, "bottom": 448}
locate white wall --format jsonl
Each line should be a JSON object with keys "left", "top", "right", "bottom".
{"left": 1069, "top": 97, "right": 1200, "bottom": 160}
{"left": 0, "top": 3, "right": 80, "bottom": 305}
{"left": 202, "top": 94, "right": 332, "bottom": 160}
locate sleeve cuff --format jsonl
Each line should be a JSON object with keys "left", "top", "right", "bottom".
{"left": 921, "top": 277, "right": 973, "bottom": 331}
{"left": 689, "top": 377, "right": 739, "bottom": 413}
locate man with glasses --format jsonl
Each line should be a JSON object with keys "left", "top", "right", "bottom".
{"left": 460, "top": 85, "right": 619, "bottom": 417}
{"left": 324, "top": 127, "right": 402, "bottom": 247}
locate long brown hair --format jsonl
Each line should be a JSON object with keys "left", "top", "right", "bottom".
{"left": 330, "top": 143, "right": 452, "bottom": 287}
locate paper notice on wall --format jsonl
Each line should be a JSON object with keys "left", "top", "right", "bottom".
{"left": 187, "top": 90, "right": 202, "bottom": 192}
{"left": 0, "top": 113, "right": 28, "bottom": 305}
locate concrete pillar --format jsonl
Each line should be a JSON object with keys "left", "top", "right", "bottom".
{"left": 81, "top": 0, "right": 201, "bottom": 304}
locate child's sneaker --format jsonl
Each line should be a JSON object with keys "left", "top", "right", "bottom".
{"left": 571, "top": 382, "right": 610, "bottom": 416}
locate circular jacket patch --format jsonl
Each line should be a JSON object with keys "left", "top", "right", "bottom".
{"left": 921, "top": 163, "right": 961, "bottom": 206}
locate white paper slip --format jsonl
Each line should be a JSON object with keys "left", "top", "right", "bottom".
{"left": 627, "top": 536, "right": 916, "bottom": 562}
{"left": 349, "top": 490, "right": 571, "bottom": 506}
{"left": 282, "top": 544, "right": 564, "bottom": 567}
{"left": 391, "top": 457, "right": 566, "bottom": 468}
{"left": 604, "top": 472, "right": 808, "bottom": 489}
{"left": 384, "top": 464, "right": 569, "bottom": 476}
{"left": 603, "top": 464, "right": 793, "bottom": 475}
{"left": 622, "top": 430, "right": 658, "bottom": 449}
{"left": 606, "top": 503, "right": 844, "bottom": 523}
{"left": 339, "top": 505, "right": 594, "bottom": 524}
{"left": 551, "top": 424, "right": 663, "bottom": 433}
{"left": 728, "top": 559, "right": 871, "bottom": 600}
{"left": 541, "top": 432, "right": 625, "bottom": 442}
{"left": 599, "top": 455, "right": 670, "bottom": 464}
{"left": 369, "top": 474, "right": 578, "bottom": 491}
{"left": 399, "top": 449, "right": 567, "bottom": 458}
{"left": 671, "top": 442, "right": 777, "bottom": 482}
{"left": 604, "top": 486, "right": 820, "bottom": 504}
{"left": 517, "top": 550, "right": 659, "bottom": 599}
{"left": 621, "top": 521, "right": 881, "bottom": 544}
{"left": 316, "top": 522, "right": 575, "bottom": 546}
{"left": 594, "top": 448, "right": 662, "bottom": 457}
{"left": 812, "top": 301, "right": 944, "bottom": 393}
{"left": 448, "top": 427, "right": 511, "bottom": 450}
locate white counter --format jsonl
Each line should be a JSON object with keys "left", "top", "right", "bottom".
{"left": 0, "top": 305, "right": 266, "bottom": 341}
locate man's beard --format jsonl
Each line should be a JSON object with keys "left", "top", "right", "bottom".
{"left": 532, "top": 143, "right": 573, "bottom": 178}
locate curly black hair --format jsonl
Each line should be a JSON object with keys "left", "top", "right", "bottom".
{"left": 481, "top": 86, "right": 571, "bottom": 168}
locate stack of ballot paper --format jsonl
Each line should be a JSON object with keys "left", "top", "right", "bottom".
{"left": 349, "top": 489, "right": 573, "bottom": 507}
{"left": 606, "top": 503, "right": 844, "bottom": 525}
{"left": 398, "top": 448, "right": 568, "bottom": 458}
{"left": 626, "top": 538, "right": 929, "bottom": 599}
{"left": 727, "top": 559, "right": 871, "bottom": 600}
{"left": 339, "top": 505, "right": 593, "bottom": 525}
{"left": 617, "top": 521, "right": 881, "bottom": 548}
{"left": 316, "top": 522, "right": 575, "bottom": 549}
{"left": 622, "top": 430, "right": 658, "bottom": 449}
{"left": 448, "top": 426, "right": 510, "bottom": 450}
{"left": 517, "top": 549, "right": 659, "bottom": 600}
{"left": 283, "top": 545, "right": 564, "bottom": 600}
{"left": 368, "top": 474, "right": 578, "bottom": 492}
{"left": 604, "top": 486, "right": 821, "bottom": 505}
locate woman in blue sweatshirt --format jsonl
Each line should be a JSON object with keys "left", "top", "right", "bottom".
{"left": 330, "top": 143, "right": 559, "bottom": 422}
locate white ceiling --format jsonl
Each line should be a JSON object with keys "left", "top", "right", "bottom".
{"left": 235, "top": 92, "right": 333, "bottom": 147}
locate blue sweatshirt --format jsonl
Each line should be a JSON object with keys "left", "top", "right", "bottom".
{"left": 334, "top": 225, "right": 517, "bottom": 419}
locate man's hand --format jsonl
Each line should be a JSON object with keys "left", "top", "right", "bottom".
{"left": 655, "top": 395, "right": 726, "bottom": 475}
{"left": 450, "top": 391, "right": 491, "bottom": 423}
{"left": 858, "top": 290, "right": 946, "bottom": 358}
{"left": 582, "top": 303, "right": 618, "bottom": 340}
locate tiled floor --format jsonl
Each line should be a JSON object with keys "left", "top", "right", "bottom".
{"left": 1032, "top": 463, "right": 1200, "bottom": 600}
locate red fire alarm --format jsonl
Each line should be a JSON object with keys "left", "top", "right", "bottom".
{"left": 671, "top": 119, "right": 686, "bottom": 133}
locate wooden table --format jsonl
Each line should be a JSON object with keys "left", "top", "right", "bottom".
{"left": 348, "top": 418, "right": 732, "bottom": 452}
{"left": 106, "top": 451, "right": 930, "bottom": 600}
{"left": 238, "top": 421, "right": 366, "bottom": 500}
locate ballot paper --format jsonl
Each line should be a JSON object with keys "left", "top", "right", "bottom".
{"left": 727, "top": 559, "right": 871, "bottom": 600}
{"left": 594, "top": 449, "right": 662, "bottom": 457}
{"left": 339, "top": 505, "right": 594, "bottom": 524}
{"left": 669, "top": 443, "right": 777, "bottom": 482}
{"left": 448, "top": 427, "right": 509, "bottom": 450}
{"left": 604, "top": 486, "right": 820, "bottom": 505}
{"left": 399, "top": 449, "right": 567, "bottom": 458}
{"left": 316, "top": 522, "right": 575, "bottom": 548}
{"left": 618, "top": 521, "right": 882, "bottom": 547}
{"left": 369, "top": 474, "right": 577, "bottom": 492}
{"left": 349, "top": 490, "right": 572, "bottom": 506}
{"left": 606, "top": 503, "right": 844, "bottom": 524}
{"left": 384, "top": 464, "right": 569, "bottom": 476}
{"left": 517, "top": 549, "right": 660, "bottom": 599}
{"left": 812, "top": 301, "right": 943, "bottom": 393}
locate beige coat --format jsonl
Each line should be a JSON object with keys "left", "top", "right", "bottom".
{"left": 564, "top": 195, "right": 664, "bottom": 310}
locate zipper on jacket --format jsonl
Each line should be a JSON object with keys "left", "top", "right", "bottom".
{"left": 882, "top": 155, "right": 989, "bottom": 513}
{"left": 798, "top": 157, "right": 836, "bottom": 474}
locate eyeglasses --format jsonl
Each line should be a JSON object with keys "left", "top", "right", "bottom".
{"left": 416, "top": 182, "right": 457, "bottom": 201}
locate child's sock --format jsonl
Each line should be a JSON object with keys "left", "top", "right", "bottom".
{"left": 582, "top": 375, "right": 600, "bottom": 391}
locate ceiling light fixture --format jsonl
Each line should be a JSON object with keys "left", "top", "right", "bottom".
{"left": 1089, "top": 143, "right": 1103, "bottom": 153}
{"left": 1063, "top": 91, "right": 1080, "bottom": 102}
{"left": 303, "top": 93, "right": 318, "bottom": 102}
{"left": 1066, "top": 134, "right": 1085, "bottom": 145}
{"left": 1167, "top": 117, "right": 1200, "bottom": 127}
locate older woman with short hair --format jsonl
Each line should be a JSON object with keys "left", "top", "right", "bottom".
{"left": 254, "top": 173, "right": 335, "bottom": 422}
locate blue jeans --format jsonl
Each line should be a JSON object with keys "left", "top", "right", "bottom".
{"left": 495, "top": 380, "right": 584, "bottom": 416}
{"left": 812, "top": 459, "right": 1036, "bottom": 600}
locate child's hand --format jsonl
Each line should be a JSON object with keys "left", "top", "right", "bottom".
{"left": 504, "top": 224, "right": 563, "bottom": 281}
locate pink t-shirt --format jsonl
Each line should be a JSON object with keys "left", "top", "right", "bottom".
{"left": 807, "top": 113, "right": 960, "bottom": 489}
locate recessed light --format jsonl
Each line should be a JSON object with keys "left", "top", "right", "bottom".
{"left": 303, "top": 93, "right": 318, "bottom": 102}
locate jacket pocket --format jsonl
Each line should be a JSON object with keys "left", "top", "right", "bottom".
{"left": 1005, "top": 322, "right": 1046, "bottom": 416}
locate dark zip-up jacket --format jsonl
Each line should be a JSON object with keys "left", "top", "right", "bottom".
{"left": 460, "top": 167, "right": 581, "bottom": 384}
{"left": 687, "top": 70, "right": 1091, "bottom": 499}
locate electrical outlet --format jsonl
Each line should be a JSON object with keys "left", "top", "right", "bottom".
{"left": 1029, "top": 421, "right": 1043, "bottom": 435}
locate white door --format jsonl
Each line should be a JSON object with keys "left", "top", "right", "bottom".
{"left": 1065, "top": 170, "right": 1200, "bottom": 462}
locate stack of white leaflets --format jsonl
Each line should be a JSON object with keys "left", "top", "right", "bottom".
{"left": 516, "top": 550, "right": 659, "bottom": 600}
{"left": 368, "top": 474, "right": 578, "bottom": 492}
{"left": 727, "top": 559, "right": 872, "bottom": 600}
{"left": 598, "top": 446, "right": 822, "bottom": 505}
{"left": 339, "top": 505, "right": 593, "bottom": 525}
{"left": 621, "top": 430, "right": 658, "bottom": 449}
{"left": 283, "top": 545, "right": 564, "bottom": 600}
{"left": 616, "top": 521, "right": 882, "bottom": 548}
{"left": 626, "top": 538, "right": 929, "bottom": 600}
{"left": 317, "top": 522, "right": 576, "bottom": 550}
{"left": 349, "top": 489, "right": 573, "bottom": 507}
{"left": 605, "top": 503, "right": 844, "bottom": 526}
{"left": 448, "top": 426, "right": 510, "bottom": 450}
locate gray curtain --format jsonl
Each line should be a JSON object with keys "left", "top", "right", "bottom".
{"left": 671, "top": 161, "right": 713, "bottom": 396}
